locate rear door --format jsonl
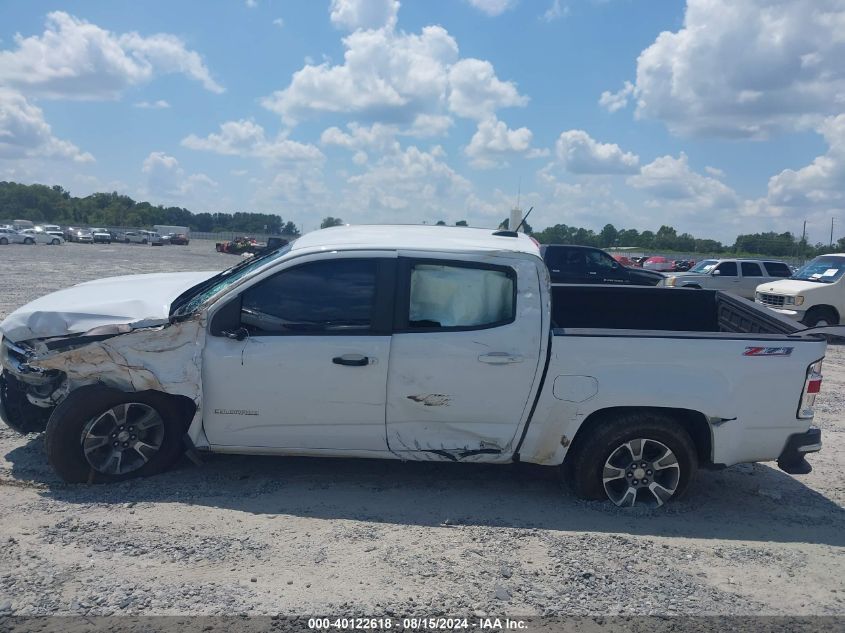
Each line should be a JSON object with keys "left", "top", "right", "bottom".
{"left": 544, "top": 246, "right": 587, "bottom": 284}
{"left": 385, "top": 256, "right": 544, "bottom": 457}
{"left": 739, "top": 261, "right": 764, "bottom": 298}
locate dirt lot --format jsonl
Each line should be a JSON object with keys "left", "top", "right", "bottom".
{"left": 0, "top": 240, "right": 843, "bottom": 617}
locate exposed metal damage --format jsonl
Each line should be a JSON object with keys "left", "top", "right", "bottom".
{"left": 406, "top": 394, "right": 451, "bottom": 407}
{"left": 1, "top": 317, "right": 207, "bottom": 436}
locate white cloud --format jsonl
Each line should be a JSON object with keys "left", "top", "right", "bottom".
{"left": 408, "top": 113, "right": 453, "bottom": 137}
{"left": 541, "top": 0, "right": 570, "bottom": 22}
{"left": 246, "top": 0, "right": 258, "bottom": 8}
{"left": 0, "top": 11, "right": 223, "bottom": 100}
{"left": 627, "top": 152, "right": 738, "bottom": 211}
{"left": 629, "top": 0, "right": 845, "bottom": 137}
{"left": 142, "top": 151, "right": 216, "bottom": 201}
{"left": 320, "top": 122, "right": 400, "bottom": 155}
{"left": 262, "top": 21, "right": 526, "bottom": 128}
{"left": 181, "top": 119, "right": 324, "bottom": 162}
{"left": 465, "top": 0, "right": 518, "bottom": 17}
{"left": 465, "top": 116, "right": 535, "bottom": 169}
{"left": 273, "top": 18, "right": 285, "bottom": 28}
{"left": 555, "top": 129, "right": 639, "bottom": 174}
{"left": 598, "top": 81, "right": 633, "bottom": 113}
{"left": 447, "top": 58, "right": 528, "bottom": 120}
{"left": 747, "top": 115, "right": 845, "bottom": 219}
{"left": 329, "top": 0, "right": 400, "bottom": 31}
{"left": 134, "top": 99, "right": 170, "bottom": 109}
{"left": 0, "top": 88, "right": 93, "bottom": 163}
{"left": 342, "top": 145, "right": 471, "bottom": 216}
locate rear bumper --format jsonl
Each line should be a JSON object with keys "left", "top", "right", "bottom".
{"left": 777, "top": 427, "right": 822, "bottom": 475}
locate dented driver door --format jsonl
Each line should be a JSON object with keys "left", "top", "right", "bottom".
{"left": 385, "top": 255, "right": 545, "bottom": 458}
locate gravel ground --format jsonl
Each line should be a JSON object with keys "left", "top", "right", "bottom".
{"left": 0, "top": 240, "right": 843, "bottom": 618}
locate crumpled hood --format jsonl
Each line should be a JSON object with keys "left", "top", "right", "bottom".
{"left": 755, "top": 279, "right": 827, "bottom": 295}
{"left": 0, "top": 271, "right": 218, "bottom": 342}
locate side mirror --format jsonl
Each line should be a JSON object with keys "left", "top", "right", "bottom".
{"left": 712, "top": 269, "right": 721, "bottom": 276}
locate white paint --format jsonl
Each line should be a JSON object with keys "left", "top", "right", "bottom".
{"left": 0, "top": 271, "right": 217, "bottom": 340}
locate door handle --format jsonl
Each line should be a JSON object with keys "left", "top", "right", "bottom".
{"left": 333, "top": 354, "right": 370, "bottom": 367}
{"left": 478, "top": 352, "right": 524, "bottom": 364}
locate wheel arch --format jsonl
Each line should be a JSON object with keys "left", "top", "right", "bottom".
{"left": 805, "top": 304, "right": 840, "bottom": 324}
{"left": 55, "top": 383, "right": 196, "bottom": 429}
{"left": 565, "top": 406, "right": 713, "bottom": 469}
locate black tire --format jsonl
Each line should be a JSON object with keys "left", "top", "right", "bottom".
{"left": 566, "top": 411, "right": 698, "bottom": 506}
{"left": 51, "top": 238, "right": 60, "bottom": 245}
{"left": 125, "top": 238, "right": 130, "bottom": 243}
{"left": 24, "top": 238, "right": 34, "bottom": 245}
{"left": 0, "top": 237, "right": 7, "bottom": 245}
{"left": 0, "top": 372, "right": 51, "bottom": 434}
{"left": 682, "top": 284, "right": 701, "bottom": 289}
{"left": 45, "top": 386, "right": 186, "bottom": 483}
{"left": 801, "top": 307, "right": 838, "bottom": 328}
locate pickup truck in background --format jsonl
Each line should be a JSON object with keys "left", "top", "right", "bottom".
{"left": 756, "top": 253, "right": 845, "bottom": 327}
{"left": 541, "top": 244, "right": 665, "bottom": 286}
{"left": 663, "top": 258, "right": 792, "bottom": 299}
{"left": 0, "top": 226, "right": 827, "bottom": 508}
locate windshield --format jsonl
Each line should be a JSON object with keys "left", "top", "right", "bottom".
{"left": 792, "top": 256, "right": 845, "bottom": 283}
{"left": 689, "top": 259, "right": 719, "bottom": 273}
{"left": 170, "top": 243, "right": 293, "bottom": 317}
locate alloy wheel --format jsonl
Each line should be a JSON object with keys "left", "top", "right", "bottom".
{"left": 80, "top": 403, "right": 165, "bottom": 475}
{"left": 602, "top": 438, "right": 681, "bottom": 507}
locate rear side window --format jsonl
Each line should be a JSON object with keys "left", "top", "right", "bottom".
{"left": 241, "top": 259, "right": 377, "bottom": 333}
{"left": 716, "top": 261, "right": 738, "bottom": 276}
{"left": 407, "top": 263, "right": 515, "bottom": 329}
{"left": 740, "top": 262, "right": 763, "bottom": 277}
{"left": 764, "top": 262, "right": 792, "bottom": 277}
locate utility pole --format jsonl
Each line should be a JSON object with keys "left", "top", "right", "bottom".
{"left": 831, "top": 217, "right": 836, "bottom": 248}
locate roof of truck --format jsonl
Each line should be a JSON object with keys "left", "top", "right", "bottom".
{"left": 291, "top": 224, "right": 541, "bottom": 256}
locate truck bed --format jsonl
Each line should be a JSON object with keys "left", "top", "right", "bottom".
{"left": 551, "top": 285, "right": 800, "bottom": 336}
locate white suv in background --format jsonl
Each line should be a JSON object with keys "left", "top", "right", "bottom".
{"left": 662, "top": 258, "right": 792, "bottom": 299}
{"left": 756, "top": 254, "right": 845, "bottom": 327}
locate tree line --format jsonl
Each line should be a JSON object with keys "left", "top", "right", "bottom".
{"left": 2, "top": 181, "right": 843, "bottom": 257}
{"left": 0, "top": 182, "right": 298, "bottom": 235}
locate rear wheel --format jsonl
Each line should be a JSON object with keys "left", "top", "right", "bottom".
{"left": 567, "top": 411, "right": 698, "bottom": 507}
{"left": 0, "top": 237, "right": 7, "bottom": 245}
{"left": 45, "top": 386, "right": 186, "bottom": 483}
{"left": 24, "top": 237, "right": 34, "bottom": 245}
{"left": 50, "top": 238, "right": 60, "bottom": 245}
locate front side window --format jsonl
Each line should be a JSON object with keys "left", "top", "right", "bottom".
{"left": 715, "top": 261, "right": 738, "bottom": 277}
{"left": 585, "top": 250, "right": 617, "bottom": 270}
{"left": 408, "top": 263, "right": 515, "bottom": 329}
{"left": 240, "top": 259, "right": 377, "bottom": 333}
{"left": 741, "top": 262, "right": 763, "bottom": 277}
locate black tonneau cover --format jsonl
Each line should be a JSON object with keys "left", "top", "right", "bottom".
{"left": 551, "top": 285, "right": 800, "bottom": 335}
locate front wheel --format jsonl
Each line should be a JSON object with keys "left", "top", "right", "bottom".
{"left": 802, "top": 308, "right": 838, "bottom": 328}
{"left": 45, "top": 386, "right": 186, "bottom": 483}
{"left": 51, "top": 238, "right": 60, "bottom": 245}
{"left": 0, "top": 237, "right": 7, "bottom": 245}
{"left": 566, "top": 412, "right": 698, "bottom": 507}
{"left": 24, "top": 238, "right": 34, "bottom": 245}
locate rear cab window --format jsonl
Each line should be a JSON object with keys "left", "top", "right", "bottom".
{"left": 399, "top": 260, "right": 516, "bottom": 330}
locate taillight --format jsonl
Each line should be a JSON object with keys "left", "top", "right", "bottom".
{"left": 798, "top": 359, "right": 824, "bottom": 419}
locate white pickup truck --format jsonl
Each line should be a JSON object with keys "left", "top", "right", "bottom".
{"left": 0, "top": 226, "right": 827, "bottom": 507}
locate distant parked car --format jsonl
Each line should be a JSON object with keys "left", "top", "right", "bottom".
{"left": 14, "top": 229, "right": 63, "bottom": 245}
{"left": 141, "top": 230, "right": 164, "bottom": 245}
{"left": 663, "top": 258, "right": 792, "bottom": 300}
{"left": 89, "top": 228, "right": 112, "bottom": 244}
{"left": 73, "top": 229, "right": 94, "bottom": 244}
{"left": 123, "top": 231, "right": 146, "bottom": 244}
{"left": 643, "top": 256, "right": 675, "bottom": 272}
{"left": 541, "top": 245, "right": 665, "bottom": 286}
{"left": 165, "top": 232, "right": 190, "bottom": 245}
{"left": 0, "top": 227, "right": 18, "bottom": 245}
{"left": 672, "top": 260, "right": 694, "bottom": 272}
{"left": 611, "top": 255, "right": 636, "bottom": 267}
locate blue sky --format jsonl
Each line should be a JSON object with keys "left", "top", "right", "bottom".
{"left": 0, "top": 0, "right": 843, "bottom": 243}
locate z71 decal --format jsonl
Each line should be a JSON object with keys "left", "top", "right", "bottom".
{"left": 743, "top": 346, "right": 794, "bottom": 357}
